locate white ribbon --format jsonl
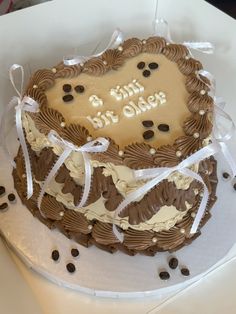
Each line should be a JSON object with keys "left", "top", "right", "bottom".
{"left": 63, "top": 28, "right": 124, "bottom": 66}
{"left": 0, "top": 64, "right": 39, "bottom": 199}
{"left": 37, "top": 130, "right": 109, "bottom": 213}
{"left": 153, "top": 18, "right": 214, "bottom": 54}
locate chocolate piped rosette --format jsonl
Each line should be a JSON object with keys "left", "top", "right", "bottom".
{"left": 13, "top": 36, "right": 219, "bottom": 256}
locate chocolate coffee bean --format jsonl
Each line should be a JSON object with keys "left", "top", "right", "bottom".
{"left": 66, "top": 263, "right": 76, "bottom": 273}
{"left": 0, "top": 203, "right": 8, "bottom": 211}
{"left": 71, "top": 248, "right": 79, "bottom": 257}
{"left": 142, "top": 120, "right": 154, "bottom": 127}
{"left": 62, "top": 94, "right": 74, "bottom": 102}
{"left": 74, "top": 85, "right": 85, "bottom": 93}
{"left": 159, "top": 271, "right": 170, "bottom": 280}
{"left": 137, "top": 61, "right": 145, "bottom": 69}
{"left": 0, "top": 186, "right": 6, "bottom": 196}
{"left": 62, "top": 84, "right": 72, "bottom": 93}
{"left": 143, "top": 69, "right": 151, "bottom": 77}
{"left": 148, "top": 62, "right": 158, "bottom": 70}
{"left": 143, "top": 130, "right": 154, "bottom": 140}
{"left": 169, "top": 257, "right": 178, "bottom": 269}
{"left": 51, "top": 250, "right": 60, "bottom": 261}
{"left": 8, "top": 193, "right": 16, "bottom": 203}
{"left": 181, "top": 267, "right": 190, "bottom": 276}
{"left": 158, "top": 124, "right": 170, "bottom": 132}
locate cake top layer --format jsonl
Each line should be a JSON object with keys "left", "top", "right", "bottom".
{"left": 25, "top": 37, "right": 214, "bottom": 168}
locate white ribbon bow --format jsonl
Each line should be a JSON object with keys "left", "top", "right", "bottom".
{"left": 113, "top": 137, "right": 236, "bottom": 242}
{"left": 63, "top": 28, "right": 124, "bottom": 66}
{"left": 0, "top": 64, "right": 39, "bottom": 199}
{"left": 153, "top": 18, "right": 214, "bottom": 54}
{"left": 37, "top": 130, "right": 109, "bottom": 212}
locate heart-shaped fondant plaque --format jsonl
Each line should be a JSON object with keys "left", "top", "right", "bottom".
{"left": 46, "top": 52, "right": 190, "bottom": 149}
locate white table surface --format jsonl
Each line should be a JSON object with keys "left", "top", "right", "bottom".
{"left": 0, "top": 0, "right": 236, "bottom": 313}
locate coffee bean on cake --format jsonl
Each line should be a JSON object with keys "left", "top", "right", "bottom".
{"left": 143, "top": 130, "right": 154, "bottom": 140}
{"left": 0, "top": 203, "right": 8, "bottom": 211}
{"left": 62, "top": 94, "right": 74, "bottom": 102}
{"left": 8, "top": 193, "right": 16, "bottom": 203}
{"left": 62, "top": 84, "right": 72, "bottom": 93}
{"left": 142, "top": 120, "right": 154, "bottom": 127}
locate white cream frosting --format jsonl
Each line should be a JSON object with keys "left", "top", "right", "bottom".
{"left": 45, "top": 178, "right": 189, "bottom": 232}
{"left": 23, "top": 113, "right": 198, "bottom": 196}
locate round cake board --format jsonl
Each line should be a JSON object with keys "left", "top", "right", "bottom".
{"left": 1, "top": 131, "right": 236, "bottom": 298}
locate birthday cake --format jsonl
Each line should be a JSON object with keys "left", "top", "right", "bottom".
{"left": 12, "top": 36, "right": 218, "bottom": 256}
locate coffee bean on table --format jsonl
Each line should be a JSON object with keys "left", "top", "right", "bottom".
{"left": 143, "top": 69, "right": 151, "bottom": 77}
{"left": 71, "top": 248, "right": 79, "bottom": 258}
{"left": 159, "top": 271, "right": 170, "bottom": 280}
{"left": 62, "top": 94, "right": 74, "bottom": 102}
{"left": 169, "top": 257, "right": 179, "bottom": 269}
{"left": 181, "top": 267, "right": 190, "bottom": 276}
{"left": 8, "top": 193, "right": 16, "bottom": 203}
{"left": 74, "top": 85, "right": 85, "bottom": 93}
{"left": 142, "top": 120, "right": 154, "bottom": 127}
{"left": 233, "top": 183, "right": 236, "bottom": 191}
{"left": 62, "top": 84, "right": 72, "bottom": 93}
{"left": 143, "top": 130, "right": 154, "bottom": 140}
{"left": 0, "top": 203, "right": 8, "bottom": 211}
{"left": 66, "top": 263, "right": 76, "bottom": 273}
{"left": 148, "top": 62, "right": 159, "bottom": 70}
{"left": 222, "top": 172, "right": 230, "bottom": 179}
{"left": 158, "top": 124, "right": 170, "bottom": 132}
{"left": 0, "top": 186, "right": 6, "bottom": 197}
{"left": 51, "top": 249, "right": 60, "bottom": 261}
{"left": 137, "top": 61, "right": 145, "bottom": 69}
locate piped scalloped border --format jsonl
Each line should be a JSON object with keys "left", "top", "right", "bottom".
{"left": 24, "top": 36, "right": 214, "bottom": 170}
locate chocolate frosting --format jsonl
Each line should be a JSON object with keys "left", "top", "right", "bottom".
{"left": 83, "top": 57, "right": 108, "bottom": 76}
{"left": 33, "top": 147, "right": 57, "bottom": 181}
{"left": 26, "top": 87, "right": 48, "bottom": 108}
{"left": 162, "top": 44, "right": 189, "bottom": 62}
{"left": 26, "top": 69, "right": 55, "bottom": 91}
{"left": 101, "top": 49, "right": 125, "bottom": 70}
{"left": 61, "top": 210, "right": 91, "bottom": 234}
{"left": 62, "top": 124, "right": 90, "bottom": 147}
{"left": 123, "top": 228, "right": 156, "bottom": 250}
{"left": 154, "top": 145, "right": 180, "bottom": 167}
{"left": 183, "top": 113, "right": 212, "bottom": 139}
{"left": 187, "top": 92, "right": 214, "bottom": 113}
{"left": 174, "top": 135, "right": 202, "bottom": 157}
{"left": 54, "top": 62, "right": 82, "bottom": 78}
{"left": 177, "top": 57, "right": 203, "bottom": 76}
{"left": 120, "top": 179, "right": 201, "bottom": 224}
{"left": 41, "top": 195, "right": 65, "bottom": 220}
{"left": 92, "top": 222, "right": 119, "bottom": 245}
{"left": 92, "top": 138, "right": 123, "bottom": 166}
{"left": 31, "top": 107, "right": 65, "bottom": 135}
{"left": 186, "top": 74, "right": 210, "bottom": 93}
{"left": 142, "top": 36, "right": 166, "bottom": 53}
{"left": 124, "top": 142, "right": 155, "bottom": 169}
{"left": 122, "top": 38, "right": 143, "bottom": 57}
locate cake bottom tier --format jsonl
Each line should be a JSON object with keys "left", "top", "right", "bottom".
{"left": 12, "top": 148, "right": 218, "bottom": 256}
